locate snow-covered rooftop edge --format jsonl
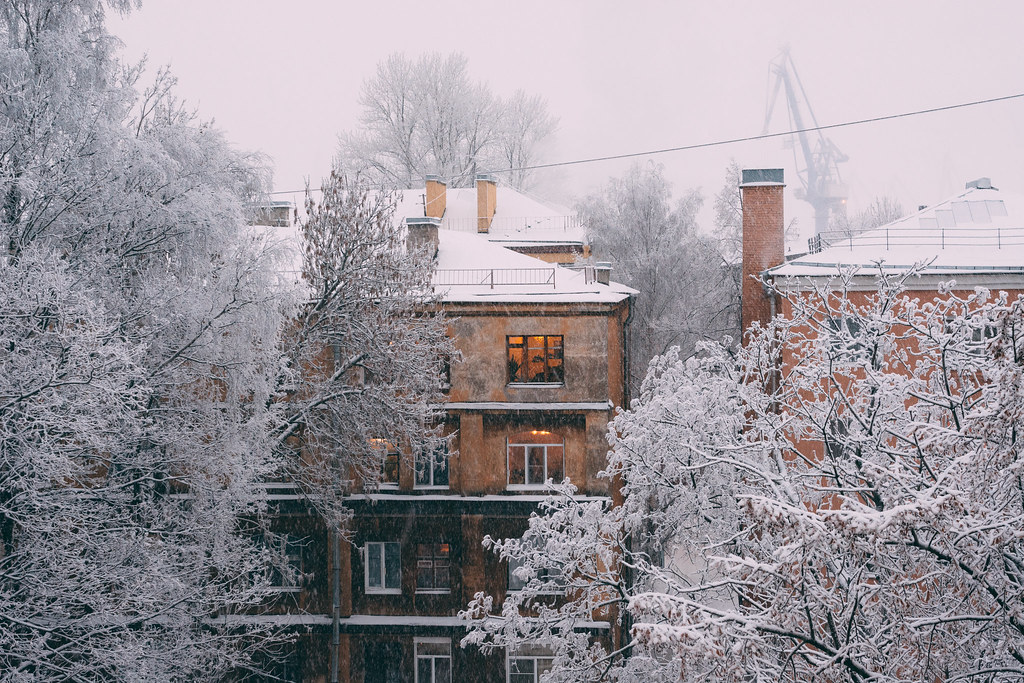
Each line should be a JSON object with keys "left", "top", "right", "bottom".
{"left": 771, "top": 185, "right": 1024, "bottom": 279}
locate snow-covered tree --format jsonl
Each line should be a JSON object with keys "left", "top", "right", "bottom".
{"left": 335, "top": 52, "right": 557, "bottom": 191}
{"left": 464, "top": 271, "right": 1024, "bottom": 682}
{"left": 579, "top": 162, "right": 739, "bottom": 394}
{"left": 275, "top": 171, "right": 453, "bottom": 529}
{"left": 0, "top": 1, "right": 296, "bottom": 678}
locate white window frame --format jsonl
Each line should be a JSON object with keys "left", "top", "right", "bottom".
{"left": 507, "top": 545, "right": 565, "bottom": 595}
{"left": 507, "top": 433, "right": 564, "bottom": 490}
{"left": 415, "top": 638, "right": 452, "bottom": 683}
{"left": 506, "top": 648, "right": 554, "bottom": 683}
{"left": 414, "top": 442, "right": 449, "bottom": 490}
{"left": 364, "top": 541, "right": 401, "bottom": 595}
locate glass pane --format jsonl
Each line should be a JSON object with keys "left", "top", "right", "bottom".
{"left": 418, "top": 641, "right": 449, "bottom": 656}
{"left": 508, "top": 445, "right": 525, "bottom": 485}
{"left": 435, "top": 559, "right": 450, "bottom": 589}
{"left": 433, "top": 454, "right": 448, "bottom": 487}
{"left": 508, "top": 557, "right": 527, "bottom": 591}
{"left": 384, "top": 543, "right": 400, "bottom": 589}
{"left": 510, "top": 657, "right": 534, "bottom": 674}
{"left": 383, "top": 451, "right": 399, "bottom": 484}
{"left": 538, "top": 658, "right": 554, "bottom": 674}
{"left": 508, "top": 337, "right": 525, "bottom": 382}
{"left": 417, "top": 658, "right": 432, "bottom": 682}
{"left": 437, "top": 543, "right": 450, "bottom": 557}
{"left": 415, "top": 456, "right": 430, "bottom": 486}
{"left": 547, "top": 445, "right": 563, "bottom": 483}
{"left": 417, "top": 560, "right": 432, "bottom": 589}
{"left": 435, "top": 657, "right": 451, "bottom": 683}
{"left": 527, "top": 446, "right": 545, "bottom": 485}
{"left": 367, "top": 544, "right": 382, "bottom": 589}
{"left": 527, "top": 336, "right": 546, "bottom": 382}
{"left": 547, "top": 336, "right": 563, "bottom": 382}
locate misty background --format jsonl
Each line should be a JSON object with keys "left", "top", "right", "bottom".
{"left": 107, "top": 0, "right": 1024, "bottom": 248}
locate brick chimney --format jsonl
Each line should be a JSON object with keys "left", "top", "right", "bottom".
{"left": 406, "top": 216, "right": 440, "bottom": 260}
{"left": 740, "top": 169, "right": 785, "bottom": 340}
{"left": 476, "top": 174, "right": 497, "bottom": 233}
{"left": 425, "top": 175, "right": 446, "bottom": 219}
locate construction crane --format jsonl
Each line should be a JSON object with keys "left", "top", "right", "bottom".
{"left": 763, "top": 48, "right": 849, "bottom": 237}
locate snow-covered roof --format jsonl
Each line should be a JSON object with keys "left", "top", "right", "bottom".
{"left": 433, "top": 229, "right": 633, "bottom": 304}
{"left": 397, "top": 186, "right": 585, "bottom": 246}
{"left": 770, "top": 185, "right": 1024, "bottom": 281}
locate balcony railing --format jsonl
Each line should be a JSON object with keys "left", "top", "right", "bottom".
{"left": 441, "top": 215, "right": 582, "bottom": 234}
{"left": 434, "top": 268, "right": 557, "bottom": 289}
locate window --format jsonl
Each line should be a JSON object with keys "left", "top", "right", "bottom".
{"left": 507, "top": 542, "right": 565, "bottom": 594}
{"left": 415, "top": 441, "right": 449, "bottom": 489}
{"left": 825, "top": 316, "right": 867, "bottom": 360}
{"left": 507, "top": 335, "right": 563, "bottom": 384}
{"left": 365, "top": 542, "right": 401, "bottom": 594}
{"left": 371, "top": 438, "right": 400, "bottom": 488}
{"left": 415, "top": 639, "right": 451, "bottom": 683}
{"left": 507, "top": 431, "right": 564, "bottom": 489}
{"left": 263, "top": 533, "right": 306, "bottom": 592}
{"left": 507, "top": 646, "right": 553, "bottom": 683}
{"left": 416, "top": 543, "right": 451, "bottom": 594}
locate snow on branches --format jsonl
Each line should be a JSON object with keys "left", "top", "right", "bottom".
{"left": 463, "top": 271, "right": 1024, "bottom": 682}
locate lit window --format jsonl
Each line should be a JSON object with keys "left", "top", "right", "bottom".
{"left": 365, "top": 542, "right": 401, "bottom": 594}
{"left": 416, "top": 543, "right": 451, "bottom": 594}
{"left": 507, "top": 431, "right": 564, "bottom": 489}
{"left": 415, "top": 441, "right": 449, "bottom": 489}
{"left": 507, "top": 646, "right": 553, "bottom": 683}
{"left": 507, "top": 336, "right": 563, "bottom": 384}
{"left": 415, "top": 639, "right": 451, "bottom": 683}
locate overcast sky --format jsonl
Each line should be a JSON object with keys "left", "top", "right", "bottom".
{"left": 108, "top": 1, "right": 1024, "bottom": 245}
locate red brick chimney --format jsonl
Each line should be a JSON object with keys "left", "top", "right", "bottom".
{"left": 425, "top": 175, "right": 446, "bottom": 219}
{"left": 740, "top": 169, "right": 785, "bottom": 341}
{"left": 476, "top": 174, "right": 497, "bottom": 233}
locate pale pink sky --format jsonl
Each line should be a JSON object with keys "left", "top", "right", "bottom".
{"left": 108, "top": 0, "right": 1024, "bottom": 245}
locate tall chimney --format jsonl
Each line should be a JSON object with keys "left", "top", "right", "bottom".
{"left": 425, "top": 175, "right": 446, "bottom": 219}
{"left": 740, "top": 169, "right": 785, "bottom": 340}
{"left": 476, "top": 174, "right": 497, "bottom": 233}
{"left": 406, "top": 216, "right": 440, "bottom": 260}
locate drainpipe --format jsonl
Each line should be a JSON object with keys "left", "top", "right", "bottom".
{"left": 331, "top": 527, "right": 340, "bottom": 683}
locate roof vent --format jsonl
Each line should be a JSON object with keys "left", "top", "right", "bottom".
{"left": 966, "top": 177, "right": 994, "bottom": 190}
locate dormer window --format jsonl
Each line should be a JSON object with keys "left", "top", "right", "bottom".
{"left": 507, "top": 336, "right": 563, "bottom": 385}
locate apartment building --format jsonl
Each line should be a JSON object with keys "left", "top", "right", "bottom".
{"left": 248, "top": 177, "right": 633, "bottom": 682}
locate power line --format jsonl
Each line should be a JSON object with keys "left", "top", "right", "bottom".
{"left": 269, "top": 91, "right": 1024, "bottom": 196}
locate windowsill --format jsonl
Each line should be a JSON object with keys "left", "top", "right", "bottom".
{"left": 265, "top": 586, "right": 302, "bottom": 594}
{"left": 506, "top": 485, "right": 562, "bottom": 492}
{"left": 507, "top": 382, "right": 564, "bottom": 389}
{"left": 413, "top": 485, "right": 449, "bottom": 491}
{"left": 365, "top": 588, "right": 402, "bottom": 595}
{"left": 506, "top": 588, "right": 564, "bottom": 595}
{"left": 377, "top": 484, "right": 400, "bottom": 490}
{"left": 415, "top": 589, "right": 452, "bottom": 595}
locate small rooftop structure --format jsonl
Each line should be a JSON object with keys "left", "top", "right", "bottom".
{"left": 770, "top": 180, "right": 1024, "bottom": 284}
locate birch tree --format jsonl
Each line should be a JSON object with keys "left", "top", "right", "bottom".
{"left": 464, "top": 271, "right": 1024, "bottom": 682}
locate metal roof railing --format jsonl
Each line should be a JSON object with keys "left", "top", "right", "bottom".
{"left": 811, "top": 225, "right": 1024, "bottom": 253}
{"left": 433, "top": 268, "right": 557, "bottom": 289}
{"left": 440, "top": 215, "right": 582, "bottom": 234}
